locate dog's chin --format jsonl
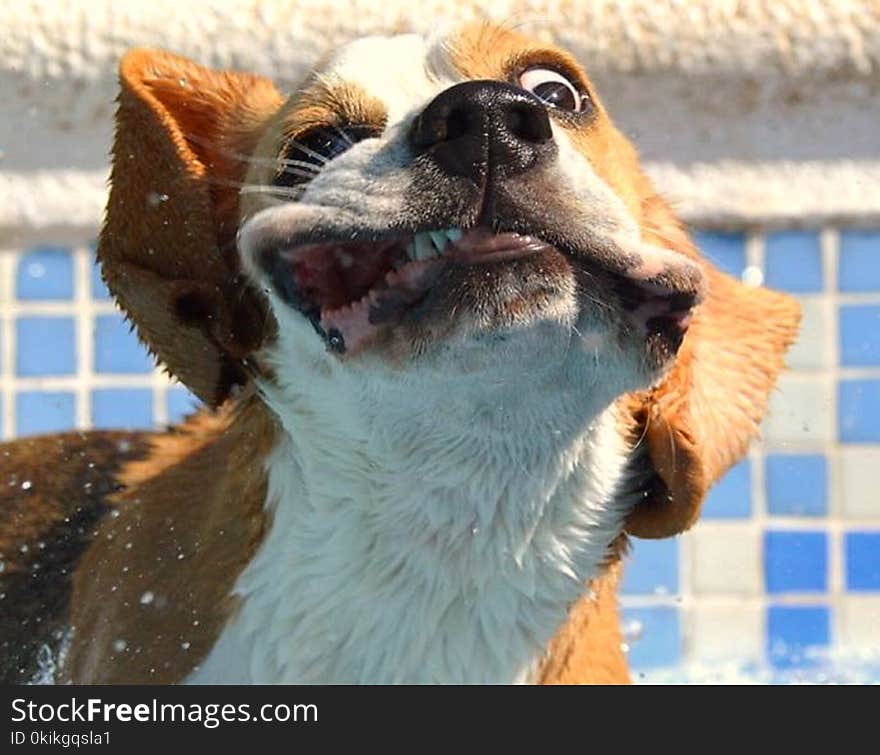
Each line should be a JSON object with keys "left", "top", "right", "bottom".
{"left": 253, "top": 225, "right": 701, "bottom": 374}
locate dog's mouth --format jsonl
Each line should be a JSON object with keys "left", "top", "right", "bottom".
{"left": 260, "top": 227, "right": 555, "bottom": 353}
{"left": 258, "top": 225, "right": 705, "bottom": 356}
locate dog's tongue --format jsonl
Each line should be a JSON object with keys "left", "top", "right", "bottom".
{"left": 318, "top": 229, "right": 551, "bottom": 353}
{"left": 319, "top": 258, "right": 440, "bottom": 353}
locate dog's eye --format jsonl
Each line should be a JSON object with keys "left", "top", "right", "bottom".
{"left": 274, "top": 124, "right": 374, "bottom": 188}
{"left": 518, "top": 67, "right": 584, "bottom": 112}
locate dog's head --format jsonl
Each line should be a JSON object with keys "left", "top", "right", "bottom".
{"left": 98, "top": 23, "right": 800, "bottom": 537}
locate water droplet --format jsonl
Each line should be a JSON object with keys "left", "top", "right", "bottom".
{"left": 112, "top": 639, "right": 127, "bottom": 653}
{"left": 741, "top": 265, "right": 764, "bottom": 288}
{"left": 20, "top": 480, "right": 32, "bottom": 491}
{"left": 28, "top": 262, "right": 47, "bottom": 279}
{"left": 181, "top": 641, "right": 191, "bottom": 650}
{"left": 622, "top": 619, "right": 644, "bottom": 641}
{"left": 146, "top": 191, "right": 169, "bottom": 207}
{"left": 140, "top": 591, "right": 155, "bottom": 605}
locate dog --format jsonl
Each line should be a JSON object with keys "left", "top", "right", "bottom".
{"left": 0, "top": 22, "right": 800, "bottom": 684}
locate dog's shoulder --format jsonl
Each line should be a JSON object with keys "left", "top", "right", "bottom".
{"left": 62, "top": 400, "right": 277, "bottom": 683}
{"left": 0, "top": 430, "right": 152, "bottom": 683}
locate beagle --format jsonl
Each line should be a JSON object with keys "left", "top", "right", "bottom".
{"left": 0, "top": 23, "right": 800, "bottom": 684}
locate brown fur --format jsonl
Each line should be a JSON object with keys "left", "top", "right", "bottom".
{"left": 0, "top": 431, "right": 151, "bottom": 682}
{"left": 99, "top": 50, "right": 281, "bottom": 407}
{"left": 60, "top": 398, "right": 275, "bottom": 683}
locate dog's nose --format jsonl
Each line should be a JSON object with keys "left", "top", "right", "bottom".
{"left": 409, "top": 80, "right": 555, "bottom": 183}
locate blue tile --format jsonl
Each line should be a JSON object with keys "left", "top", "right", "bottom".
{"left": 702, "top": 459, "right": 751, "bottom": 519}
{"left": 767, "top": 605, "right": 830, "bottom": 668}
{"left": 840, "top": 306, "right": 880, "bottom": 366}
{"left": 93, "top": 315, "right": 153, "bottom": 374}
{"left": 763, "top": 231, "right": 823, "bottom": 292}
{"left": 622, "top": 539, "right": 679, "bottom": 595}
{"left": 91, "top": 261, "right": 111, "bottom": 300}
{"left": 838, "top": 379, "right": 880, "bottom": 443}
{"left": 765, "top": 454, "right": 827, "bottom": 516}
{"left": 91, "top": 389, "right": 153, "bottom": 430}
{"left": 839, "top": 230, "right": 880, "bottom": 292}
{"left": 15, "top": 317, "right": 76, "bottom": 376}
{"left": 16, "top": 246, "right": 74, "bottom": 300}
{"left": 16, "top": 391, "right": 76, "bottom": 435}
{"left": 764, "top": 530, "right": 827, "bottom": 593}
{"left": 623, "top": 607, "right": 681, "bottom": 669}
{"left": 694, "top": 231, "right": 747, "bottom": 277}
{"left": 166, "top": 386, "right": 200, "bottom": 424}
{"left": 90, "top": 242, "right": 111, "bottom": 300}
{"left": 845, "top": 532, "right": 880, "bottom": 591}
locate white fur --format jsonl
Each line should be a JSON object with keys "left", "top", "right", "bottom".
{"left": 189, "top": 307, "right": 634, "bottom": 683}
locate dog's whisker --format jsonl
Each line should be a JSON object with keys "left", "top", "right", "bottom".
{"left": 238, "top": 184, "right": 301, "bottom": 198}
{"left": 281, "top": 137, "right": 330, "bottom": 166}
{"left": 277, "top": 156, "right": 321, "bottom": 174}
{"left": 179, "top": 131, "right": 323, "bottom": 178}
{"left": 327, "top": 123, "right": 355, "bottom": 148}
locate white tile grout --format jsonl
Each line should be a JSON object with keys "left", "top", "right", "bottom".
{"left": 73, "top": 245, "right": 93, "bottom": 430}
{"left": 822, "top": 227, "right": 847, "bottom": 649}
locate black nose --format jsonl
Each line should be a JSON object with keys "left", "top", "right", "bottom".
{"left": 409, "top": 80, "right": 555, "bottom": 183}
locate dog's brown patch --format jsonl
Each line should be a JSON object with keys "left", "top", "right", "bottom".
{"left": 99, "top": 50, "right": 283, "bottom": 407}
{"left": 0, "top": 431, "right": 151, "bottom": 682}
{"left": 62, "top": 398, "right": 277, "bottom": 683}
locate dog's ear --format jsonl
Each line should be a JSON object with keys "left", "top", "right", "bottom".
{"left": 624, "top": 193, "right": 801, "bottom": 538}
{"left": 98, "top": 49, "right": 283, "bottom": 406}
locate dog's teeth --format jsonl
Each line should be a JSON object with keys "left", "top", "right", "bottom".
{"left": 429, "top": 231, "right": 447, "bottom": 252}
{"left": 405, "top": 229, "right": 464, "bottom": 261}
{"left": 414, "top": 232, "right": 434, "bottom": 261}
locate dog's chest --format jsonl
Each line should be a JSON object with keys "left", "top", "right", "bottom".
{"left": 187, "top": 405, "right": 632, "bottom": 684}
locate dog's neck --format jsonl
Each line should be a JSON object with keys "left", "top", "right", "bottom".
{"left": 189, "top": 333, "right": 637, "bottom": 683}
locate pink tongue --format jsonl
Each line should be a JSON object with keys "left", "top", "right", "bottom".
{"left": 319, "top": 258, "right": 441, "bottom": 353}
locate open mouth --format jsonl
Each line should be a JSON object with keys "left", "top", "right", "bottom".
{"left": 260, "top": 228, "right": 554, "bottom": 353}
{"left": 257, "top": 223, "right": 705, "bottom": 357}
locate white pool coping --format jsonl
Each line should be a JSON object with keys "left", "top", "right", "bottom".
{"left": 2, "top": 0, "right": 879, "bottom": 240}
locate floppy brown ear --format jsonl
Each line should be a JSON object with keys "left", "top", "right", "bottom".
{"left": 98, "top": 49, "right": 283, "bottom": 406}
{"left": 624, "top": 194, "right": 802, "bottom": 538}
